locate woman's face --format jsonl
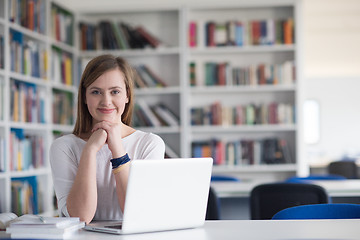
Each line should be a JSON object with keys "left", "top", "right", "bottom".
{"left": 85, "top": 68, "right": 128, "bottom": 126}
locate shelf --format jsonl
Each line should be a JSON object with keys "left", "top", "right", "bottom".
{"left": 79, "top": 47, "right": 180, "bottom": 58}
{"left": 9, "top": 72, "right": 48, "bottom": 86}
{"left": 51, "top": 82, "right": 78, "bottom": 92}
{"left": 51, "top": 124, "right": 74, "bottom": 133}
{"left": 137, "top": 126, "right": 181, "bottom": 134}
{"left": 190, "top": 85, "right": 296, "bottom": 94}
{"left": 0, "top": 172, "right": 7, "bottom": 179}
{"left": 191, "top": 124, "right": 296, "bottom": 133}
{"left": 212, "top": 164, "right": 297, "bottom": 173}
{"left": 135, "top": 86, "right": 181, "bottom": 95}
{"left": 10, "top": 122, "right": 48, "bottom": 131}
{"left": 9, "top": 22, "right": 48, "bottom": 43}
{"left": 189, "top": 44, "right": 295, "bottom": 55}
{"left": 10, "top": 168, "right": 51, "bottom": 178}
{"left": 50, "top": 38, "right": 76, "bottom": 53}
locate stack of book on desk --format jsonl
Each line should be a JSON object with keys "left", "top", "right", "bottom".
{"left": 0, "top": 213, "right": 85, "bottom": 239}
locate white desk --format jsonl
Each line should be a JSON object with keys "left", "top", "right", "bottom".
{"left": 65, "top": 219, "right": 360, "bottom": 240}
{"left": 211, "top": 179, "right": 360, "bottom": 198}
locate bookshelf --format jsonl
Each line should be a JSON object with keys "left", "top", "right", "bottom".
{"left": 184, "top": 1, "right": 303, "bottom": 180}
{"left": 75, "top": 1, "right": 304, "bottom": 180}
{"left": 0, "top": 0, "right": 77, "bottom": 215}
{"left": 77, "top": 8, "right": 183, "bottom": 158}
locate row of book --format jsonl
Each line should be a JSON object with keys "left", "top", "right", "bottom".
{"left": 11, "top": 176, "right": 41, "bottom": 215}
{"left": 51, "top": 47, "right": 74, "bottom": 86}
{"left": 191, "top": 101, "right": 295, "bottom": 126}
{"left": 0, "top": 35, "right": 4, "bottom": 69}
{"left": 133, "top": 99, "right": 180, "bottom": 127}
{"left": 10, "top": 80, "right": 46, "bottom": 123}
{"left": 134, "top": 64, "right": 167, "bottom": 88}
{"left": 51, "top": 3, "right": 74, "bottom": 46}
{"left": 79, "top": 21, "right": 162, "bottom": 50}
{"left": 9, "top": 0, "right": 46, "bottom": 34}
{"left": 0, "top": 136, "right": 5, "bottom": 172}
{"left": 192, "top": 137, "right": 293, "bottom": 166}
{"left": 9, "top": 129, "right": 45, "bottom": 171}
{"left": 189, "top": 18, "right": 294, "bottom": 47}
{"left": 10, "top": 30, "right": 48, "bottom": 79}
{"left": 189, "top": 61, "right": 295, "bottom": 87}
{"left": 52, "top": 90, "right": 74, "bottom": 125}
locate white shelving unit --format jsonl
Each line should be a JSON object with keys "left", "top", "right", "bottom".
{"left": 77, "top": 7, "right": 184, "bottom": 157}
{"left": 76, "top": 1, "right": 304, "bottom": 181}
{"left": 0, "top": 0, "right": 77, "bottom": 214}
{"left": 184, "top": 0, "right": 304, "bottom": 180}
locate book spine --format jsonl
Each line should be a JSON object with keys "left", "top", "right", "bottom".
{"left": 9, "top": 0, "right": 46, "bottom": 34}
{"left": 188, "top": 21, "right": 197, "bottom": 47}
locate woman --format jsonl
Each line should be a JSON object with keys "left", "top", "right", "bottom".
{"left": 50, "top": 55, "right": 165, "bottom": 224}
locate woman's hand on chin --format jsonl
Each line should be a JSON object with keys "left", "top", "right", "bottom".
{"left": 92, "top": 121, "right": 124, "bottom": 157}
{"left": 87, "top": 128, "right": 108, "bottom": 152}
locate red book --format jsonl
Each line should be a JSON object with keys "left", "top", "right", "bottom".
{"left": 252, "top": 21, "right": 261, "bottom": 45}
{"left": 135, "top": 26, "right": 161, "bottom": 48}
{"left": 258, "top": 64, "right": 266, "bottom": 85}
{"left": 189, "top": 21, "right": 197, "bottom": 47}
{"left": 28, "top": 0, "right": 34, "bottom": 30}
{"left": 207, "top": 22, "right": 216, "bottom": 47}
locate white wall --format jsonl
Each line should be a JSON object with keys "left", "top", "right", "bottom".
{"left": 303, "top": 0, "right": 360, "bottom": 165}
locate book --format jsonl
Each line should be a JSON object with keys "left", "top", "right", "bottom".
{"left": 1, "top": 213, "right": 84, "bottom": 239}
{"left": 135, "top": 26, "right": 162, "bottom": 48}
{"left": 0, "top": 213, "right": 18, "bottom": 230}
{"left": 7, "top": 220, "right": 84, "bottom": 234}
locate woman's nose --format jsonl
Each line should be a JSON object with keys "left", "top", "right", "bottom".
{"left": 101, "top": 93, "right": 111, "bottom": 105}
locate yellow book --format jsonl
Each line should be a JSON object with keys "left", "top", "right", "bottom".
{"left": 13, "top": 86, "right": 19, "bottom": 122}
{"left": 17, "top": 151, "right": 22, "bottom": 171}
{"left": 65, "top": 57, "right": 72, "bottom": 86}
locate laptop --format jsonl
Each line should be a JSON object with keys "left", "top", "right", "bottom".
{"left": 84, "top": 157, "right": 213, "bottom": 234}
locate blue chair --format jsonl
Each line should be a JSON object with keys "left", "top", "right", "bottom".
{"left": 272, "top": 203, "right": 360, "bottom": 220}
{"left": 286, "top": 174, "right": 346, "bottom": 183}
{"left": 211, "top": 175, "right": 240, "bottom": 182}
{"left": 250, "top": 183, "right": 329, "bottom": 220}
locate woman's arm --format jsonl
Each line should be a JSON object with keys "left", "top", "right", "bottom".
{"left": 92, "top": 121, "right": 128, "bottom": 212}
{"left": 66, "top": 129, "right": 107, "bottom": 224}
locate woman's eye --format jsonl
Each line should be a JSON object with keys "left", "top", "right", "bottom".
{"left": 111, "top": 90, "right": 120, "bottom": 95}
{"left": 91, "top": 90, "right": 101, "bottom": 95}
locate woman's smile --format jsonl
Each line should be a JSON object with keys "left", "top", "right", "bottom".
{"left": 98, "top": 108, "right": 116, "bottom": 114}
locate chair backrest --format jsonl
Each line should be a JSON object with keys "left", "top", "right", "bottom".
{"left": 250, "top": 183, "right": 329, "bottom": 220}
{"left": 272, "top": 203, "right": 360, "bottom": 219}
{"left": 286, "top": 174, "right": 346, "bottom": 183}
{"left": 328, "top": 161, "right": 358, "bottom": 179}
{"left": 206, "top": 187, "right": 221, "bottom": 220}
